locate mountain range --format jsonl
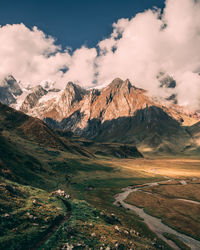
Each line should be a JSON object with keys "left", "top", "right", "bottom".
{"left": 1, "top": 75, "right": 200, "bottom": 154}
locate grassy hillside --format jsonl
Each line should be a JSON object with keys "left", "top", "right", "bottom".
{"left": 0, "top": 102, "right": 91, "bottom": 157}
{"left": 2, "top": 102, "right": 200, "bottom": 249}
{"left": 1, "top": 102, "right": 162, "bottom": 249}
{"left": 0, "top": 177, "right": 67, "bottom": 250}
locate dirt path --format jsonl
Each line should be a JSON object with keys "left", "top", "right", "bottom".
{"left": 31, "top": 200, "right": 71, "bottom": 250}
{"left": 114, "top": 180, "right": 200, "bottom": 250}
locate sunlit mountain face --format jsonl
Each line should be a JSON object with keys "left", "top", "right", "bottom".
{"left": 1, "top": 75, "right": 200, "bottom": 154}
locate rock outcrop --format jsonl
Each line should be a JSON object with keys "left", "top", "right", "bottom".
{"left": 0, "top": 75, "right": 22, "bottom": 105}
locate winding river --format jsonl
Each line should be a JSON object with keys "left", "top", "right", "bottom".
{"left": 114, "top": 180, "right": 200, "bottom": 250}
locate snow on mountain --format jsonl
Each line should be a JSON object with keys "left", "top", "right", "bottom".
{"left": 1, "top": 75, "right": 200, "bottom": 153}
{"left": 0, "top": 75, "right": 23, "bottom": 105}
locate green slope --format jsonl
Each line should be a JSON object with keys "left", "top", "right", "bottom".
{"left": 0, "top": 103, "right": 169, "bottom": 249}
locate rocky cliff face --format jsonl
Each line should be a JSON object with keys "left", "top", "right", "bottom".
{"left": 2, "top": 76, "right": 200, "bottom": 153}
{"left": 16, "top": 77, "right": 199, "bottom": 153}
{"left": 19, "top": 78, "right": 156, "bottom": 134}
{"left": 0, "top": 75, "right": 22, "bottom": 105}
{"left": 39, "top": 78, "right": 198, "bottom": 128}
{"left": 12, "top": 77, "right": 199, "bottom": 129}
{"left": 19, "top": 81, "right": 88, "bottom": 120}
{"left": 20, "top": 85, "right": 47, "bottom": 113}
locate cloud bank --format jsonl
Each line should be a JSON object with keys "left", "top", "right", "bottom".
{"left": 0, "top": 23, "right": 97, "bottom": 88}
{"left": 0, "top": 0, "right": 200, "bottom": 108}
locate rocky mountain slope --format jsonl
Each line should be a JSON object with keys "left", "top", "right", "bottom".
{"left": 0, "top": 102, "right": 93, "bottom": 158}
{"left": 1, "top": 75, "right": 200, "bottom": 153}
{"left": 0, "top": 75, "right": 22, "bottom": 105}
{"left": 18, "top": 78, "right": 199, "bottom": 124}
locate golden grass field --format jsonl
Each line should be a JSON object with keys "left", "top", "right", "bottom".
{"left": 116, "top": 157, "right": 200, "bottom": 240}
{"left": 102, "top": 157, "right": 200, "bottom": 178}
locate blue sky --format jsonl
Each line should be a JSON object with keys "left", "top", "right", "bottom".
{"left": 0, "top": 0, "right": 165, "bottom": 49}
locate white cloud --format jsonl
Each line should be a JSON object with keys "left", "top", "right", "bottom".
{"left": 0, "top": 23, "right": 96, "bottom": 88}
{"left": 63, "top": 46, "right": 97, "bottom": 88}
{"left": 0, "top": 0, "right": 200, "bottom": 108}
{"left": 95, "top": 0, "right": 200, "bottom": 109}
{"left": 176, "top": 71, "right": 200, "bottom": 108}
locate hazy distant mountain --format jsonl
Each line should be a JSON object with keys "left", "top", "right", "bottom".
{"left": 20, "top": 85, "right": 48, "bottom": 113}
{"left": 0, "top": 75, "right": 22, "bottom": 105}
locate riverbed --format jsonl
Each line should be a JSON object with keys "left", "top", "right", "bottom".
{"left": 114, "top": 180, "right": 200, "bottom": 250}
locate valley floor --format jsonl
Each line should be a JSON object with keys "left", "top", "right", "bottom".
{"left": 64, "top": 156, "right": 200, "bottom": 249}
{"left": 1, "top": 153, "right": 200, "bottom": 249}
